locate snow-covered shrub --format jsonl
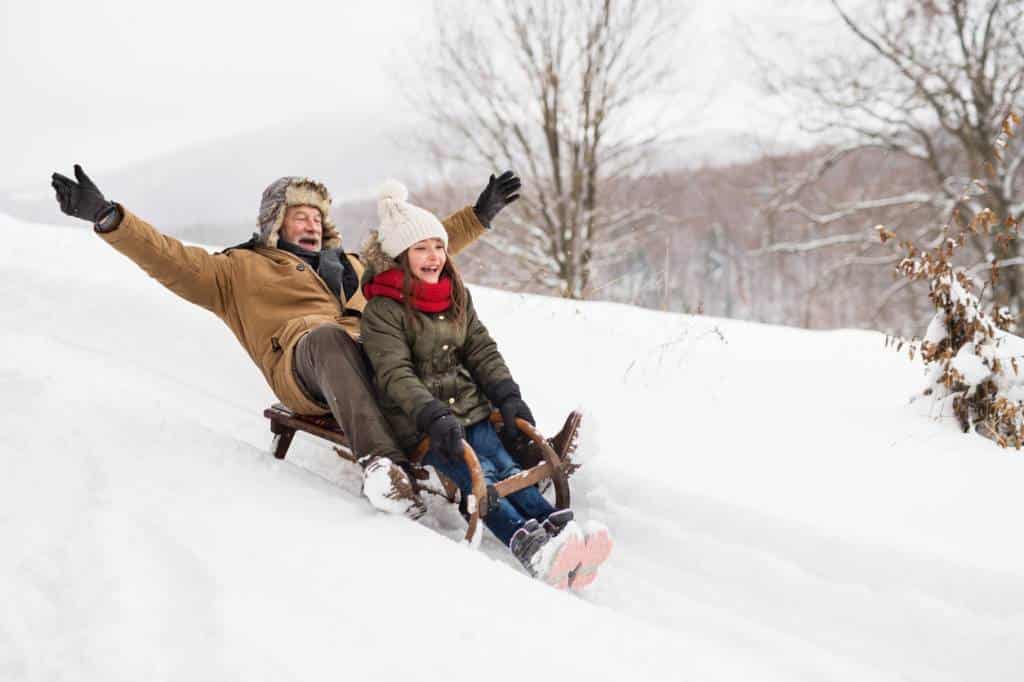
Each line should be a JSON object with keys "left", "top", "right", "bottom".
{"left": 909, "top": 262, "right": 1024, "bottom": 446}
{"left": 889, "top": 210, "right": 1024, "bottom": 445}
{"left": 884, "top": 113, "right": 1024, "bottom": 446}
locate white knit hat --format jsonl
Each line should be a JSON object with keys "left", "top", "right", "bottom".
{"left": 376, "top": 180, "right": 448, "bottom": 258}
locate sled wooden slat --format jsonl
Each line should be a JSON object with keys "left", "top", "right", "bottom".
{"left": 492, "top": 461, "right": 556, "bottom": 499}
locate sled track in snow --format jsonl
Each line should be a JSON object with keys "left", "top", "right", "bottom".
{"left": 266, "top": 434, "right": 1024, "bottom": 681}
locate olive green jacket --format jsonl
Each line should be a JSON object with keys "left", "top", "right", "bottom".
{"left": 360, "top": 290, "right": 514, "bottom": 452}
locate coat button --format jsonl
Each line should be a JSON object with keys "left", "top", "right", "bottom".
{"left": 448, "top": 397, "right": 455, "bottom": 405}
{"left": 438, "top": 315, "right": 445, "bottom": 320}
{"left": 442, "top": 344, "right": 449, "bottom": 350}
{"left": 296, "top": 264, "right": 306, "bottom": 271}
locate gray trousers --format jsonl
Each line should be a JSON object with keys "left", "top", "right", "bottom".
{"left": 292, "top": 324, "right": 406, "bottom": 464}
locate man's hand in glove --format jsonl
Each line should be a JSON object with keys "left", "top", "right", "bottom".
{"left": 51, "top": 164, "right": 119, "bottom": 229}
{"left": 473, "top": 170, "right": 521, "bottom": 227}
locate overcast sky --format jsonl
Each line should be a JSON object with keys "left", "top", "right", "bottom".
{"left": 2, "top": 0, "right": 848, "bottom": 192}
{"left": 2, "top": 0, "right": 438, "bottom": 188}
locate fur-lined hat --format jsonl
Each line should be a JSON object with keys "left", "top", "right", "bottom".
{"left": 375, "top": 180, "right": 447, "bottom": 258}
{"left": 257, "top": 176, "right": 341, "bottom": 249}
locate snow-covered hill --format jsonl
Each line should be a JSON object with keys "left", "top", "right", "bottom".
{"left": 2, "top": 214, "right": 1023, "bottom": 682}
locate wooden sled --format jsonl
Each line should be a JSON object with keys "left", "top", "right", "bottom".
{"left": 263, "top": 404, "right": 578, "bottom": 543}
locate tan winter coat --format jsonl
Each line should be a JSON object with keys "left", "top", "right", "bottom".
{"left": 98, "top": 206, "right": 486, "bottom": 415}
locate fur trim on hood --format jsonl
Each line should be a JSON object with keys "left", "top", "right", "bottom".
{"left": 256, "top": 176, "right": 341, "bottom": 249}
{"left": 360, "top": 230, "right": 399, "bottom": 283}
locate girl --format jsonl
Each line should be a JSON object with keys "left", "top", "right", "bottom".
{"left": 359, "top": 180, "right": 612, "bottom": 590}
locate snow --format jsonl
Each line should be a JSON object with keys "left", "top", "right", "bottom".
{"left": 924, "top": 314, "right": 947, "bottom": 345}
{"left": 3, "top": 214, "right": 1024, "bottom": 682}
{"left": 951, "top": 346, "right": 991, "bottom": 386}
{"left": 360, "top": 457, "right": 417, "bottom": 518}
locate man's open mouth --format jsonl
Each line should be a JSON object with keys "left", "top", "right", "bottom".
{"left": 299, "top": 237, "right": 318, "bottom": 248}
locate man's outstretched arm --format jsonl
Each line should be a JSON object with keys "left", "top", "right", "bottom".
{"left": 52, "top": 164, "right": 232, "bottom": 315}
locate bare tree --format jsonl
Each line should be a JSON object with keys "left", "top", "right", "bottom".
{"left": 759, "top": 0, "right": 1024, "bottom": 322}
{"left": 412, "top": 0, "right": 683, "bottom": 299}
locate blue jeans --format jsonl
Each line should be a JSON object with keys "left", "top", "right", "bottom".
{"left": 423, "top": 419, "right": 555, "bottom": 545}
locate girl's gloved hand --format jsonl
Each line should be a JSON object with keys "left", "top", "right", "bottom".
{"left": 428, "top": 412, "right": 466, "bottom": 462}
{"left": 417, "top": 399, "right": 466, "bottom": 462}
{"left": 485, "top": 379, "right": 535, "bottom": 438}
{"left": 498, "top": 396, "right": 535, "bottom": 439}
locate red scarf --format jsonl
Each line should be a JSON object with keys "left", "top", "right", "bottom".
{"left": 363, "top": 268, "right": 453, "bottom": 313}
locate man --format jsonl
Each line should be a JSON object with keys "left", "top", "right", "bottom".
{"left": 51, "top": 165, "right": 521, "bottom": 519}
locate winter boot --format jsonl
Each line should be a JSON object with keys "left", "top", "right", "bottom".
{"left": 542, "top": 509, "right": 574, "bottom": 536}
{"left": 361, "top": 456, "right": 427, "bottom": 520}
{"left": 510, "top": 519, "right": 586, "bottom": 590}
{"left": 549, "top": 410, "right": 583, "bottom": 464}
{"left": 569, "top": 520, "right": 613, "bottom": 591}
{"left": 503, "top": 411, "right": 582, "bottom": 471}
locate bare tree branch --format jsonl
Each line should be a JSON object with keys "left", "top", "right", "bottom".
{"left": 408, "top": 0, "right": 683, "bottom": 298}
{"left": 760, "top": 0, "right": 1024, "bottom": 316}
{"left": 753, "top": 232, "right": 872, "bottom": 255}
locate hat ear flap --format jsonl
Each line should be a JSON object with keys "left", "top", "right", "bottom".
{"left": 265, "top": 206, "right": 286, "bottom": 248}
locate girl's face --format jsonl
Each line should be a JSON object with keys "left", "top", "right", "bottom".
{"left": 407, "top": 238, "right": 447, "bottom": 283}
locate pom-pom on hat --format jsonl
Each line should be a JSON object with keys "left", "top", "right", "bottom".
{"left": 376, "top": 179, "right": 448, "bottom": 259}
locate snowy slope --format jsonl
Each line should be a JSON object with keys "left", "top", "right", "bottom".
{"left": 2, "top": 214, "right": 1023, "bottom": 682}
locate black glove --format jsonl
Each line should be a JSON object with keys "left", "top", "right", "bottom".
{"left": 417, "top": 400, "right": 465, "bottom": 462}
{"left": 473, "top": 170, "right": 521, "bottom": 227}
{"left": 51, "top": 164, "right": 117, "bottom": 225}
{"left": 486, "top": 379, "right": 535, "bottom": 439}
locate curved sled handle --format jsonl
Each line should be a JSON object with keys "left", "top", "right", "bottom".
{"left": 489, "top": 411, "right": 571, "bottom": 511}
{"left": 460, "top": 439, "right": 489, "bottom": 545}
{"left": 414, "top": 412, "right": 571, "bottom": 544}
{"left": 412, "top": 434, "right": 490, "bottom": 545}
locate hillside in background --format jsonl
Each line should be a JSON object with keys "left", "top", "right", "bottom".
{"left": 0, "top": 113, "right": 428, "bottom": 242}
{"left": 7, "top": 128, "right": 964, "bottom": 340}
{"left": 0, "top": 123, "right": 770, "bottom": 250}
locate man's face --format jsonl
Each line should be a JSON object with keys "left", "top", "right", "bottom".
{"left": 280, "top": 205, "right": 323, "bottom": 251}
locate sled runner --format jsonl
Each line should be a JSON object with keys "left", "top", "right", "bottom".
{"left": 263, "top": 404, "right": 579, "bottom": 543}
